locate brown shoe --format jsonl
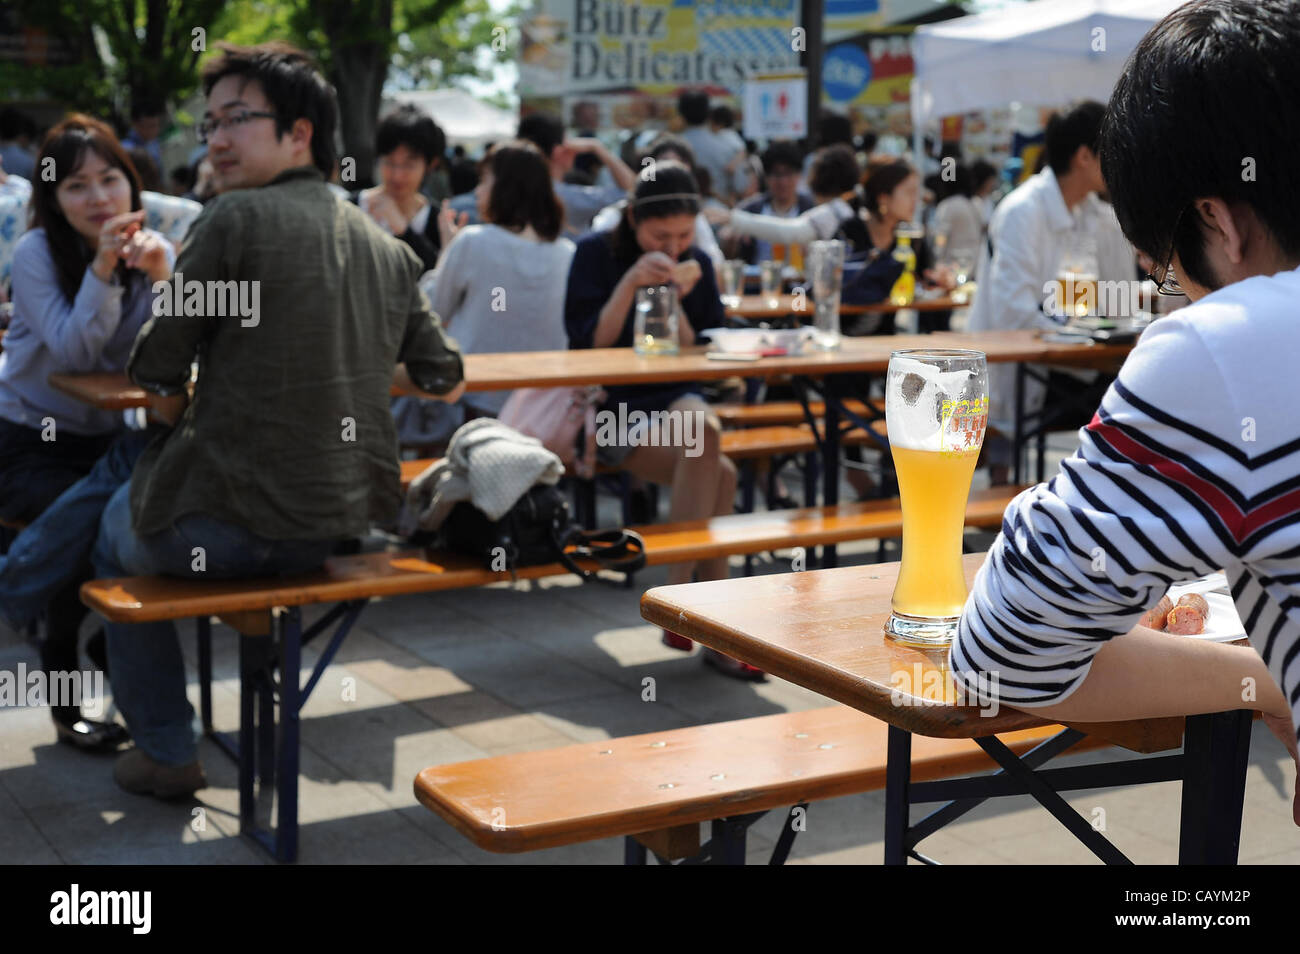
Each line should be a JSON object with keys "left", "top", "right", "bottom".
{"left": 113, "top": 749, "right": 206, "bottom": 799}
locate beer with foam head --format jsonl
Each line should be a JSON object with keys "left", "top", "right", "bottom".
{"left": 884, "top": 351, "right": 988, "bottom": 646}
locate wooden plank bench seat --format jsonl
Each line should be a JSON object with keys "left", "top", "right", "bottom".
{"left": 81, "top": 485, "right": 1024, "bottom": 623}
{"left": 413, "top": 705, "right": 1122, "bottom": 863}
{"left": 716, "top": 422, "right": 885, "bottom": 460}
{"left": 398, "top": 414, "right": 887, "bottom": 490}
{"left": 77, "top": 484, "right": 1025, "bottom": 863}
{"left": 715, "top": 398, "right": 882, "bottom": 429}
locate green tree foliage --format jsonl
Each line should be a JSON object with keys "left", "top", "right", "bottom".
{"left": 5, "top": 0, "right": 226, "bottom": 127}
{"left": 210, "top": 0, "right": 518, "bottom": 182}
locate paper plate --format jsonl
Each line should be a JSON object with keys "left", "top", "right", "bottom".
{"left": 1165, "top": 574, "right": 1244, "bottom": 642}
{"left": 700, "top": 327, "right": 816, "bottom": 355}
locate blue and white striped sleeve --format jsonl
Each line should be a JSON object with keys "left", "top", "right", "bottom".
{"left": 950, "top": 317, "right": 1242, "bottom": 708}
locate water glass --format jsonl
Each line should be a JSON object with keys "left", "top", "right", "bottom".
{"left": 719, "top": 260, "right": 744, "bottom": 308}
{"left": 807, "top": 240, "right": 845, "bottom": 350}
{"left": 759, "top": 260, "right": 782, "bottom": 308}
{"left": 633, "top": 285, "right": 679, "bottom": 355}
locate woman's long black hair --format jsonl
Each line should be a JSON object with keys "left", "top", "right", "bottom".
{"left": 609, "top": 160, "right": 699, "bottom": 266}
{"left": 29, "top": 114, "right": 144, "bottom": 304}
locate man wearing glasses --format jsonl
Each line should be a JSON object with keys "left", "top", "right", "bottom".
{"left": 729, "top": 140, "right": 814, "bottom": 265}
{"left": 952, "top": 0, "right": 1300, "bottom": 822}
{"left": 83, "top": 42, "right": 465, "bottom": 797}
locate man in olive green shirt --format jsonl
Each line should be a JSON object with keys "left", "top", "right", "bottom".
{"left": 91, "top": 42, "right": 464, "bottom": 796}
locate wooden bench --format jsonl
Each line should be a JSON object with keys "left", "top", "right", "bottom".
{"left": 715, "top": 398, "right": 882, "bottom": 429}
{"left": 413, "top": 705, "right": 1126, "bottom": 864}
{"left": 80, "top": 485, "right": 1026, "bottom": 862}
{"left": 84, "top": 485, "right": 1024, "bottom": 620}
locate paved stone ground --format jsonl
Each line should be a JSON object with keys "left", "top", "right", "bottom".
{"left": 2, "top": 435, "right": 1298, "bottom": 865}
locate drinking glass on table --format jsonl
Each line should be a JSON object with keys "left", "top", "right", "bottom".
{"left": 759, "top": 259, "right": 782, "bottom": 308}
{"left": 807, "top": 239, "right": 845, "bottom": 351}
{"left": 884, "top": 349, "right": 988, "bottom": 647}
{"left": 718, "top": 259, "right": 744, "bottom": 308}
{"left": 633, "top": 284, "right": 679, "bottom": 355}
{"left": 788, "top": 242, "right": 805, "bottom": 276}
{"left": 947, "top": 244, "right": 977, "bottom": 302}
{"left": 1052, "top": 235, "right": 1099, "bottom": 319}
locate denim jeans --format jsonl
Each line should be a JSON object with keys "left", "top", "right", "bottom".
{"left": 92, "top": 481, "right": 337, "bottom": 765}
{"left": 0, "top": 427, "right": 158, "bottom": 630}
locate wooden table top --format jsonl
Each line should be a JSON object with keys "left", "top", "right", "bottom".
{"left": 725, "top": 293, "right": 959, "bottom": 320}
{"left": 48, "top": 330, "right": 1132, "bottom": 410}
{"left": 640, "top": 552, "right": 1184, "bottom": 752}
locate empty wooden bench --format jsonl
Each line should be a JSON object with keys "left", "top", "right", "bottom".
{"left": 80, "top": 485, "right": 1027, "bottom": 862}
{"left": 413, "top": 705, "right": 1132, "bottom": 864}
{"left": 715, "top": 398, "right": 882, "bottom": 429}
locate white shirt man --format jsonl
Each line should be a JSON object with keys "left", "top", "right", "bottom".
{"left": 967, "top": 166, "right": 1135, "bottom": 436}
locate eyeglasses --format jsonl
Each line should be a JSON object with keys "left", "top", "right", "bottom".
{"left": 197, "top": 110, "right": 277, "bottom": 145}
{"left": 1145, "top": 205, "right": 1188, "bottom": 297}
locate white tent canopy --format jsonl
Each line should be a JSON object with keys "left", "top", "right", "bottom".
{"left": 385, "top": 88, "right": 517, "bottom": 151}
{"left": 910, "top": 0, "right": 1186, "bottom": 130}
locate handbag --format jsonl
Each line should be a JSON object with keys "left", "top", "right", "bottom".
{"left": 498, "top": 386, "right": 605, "bottom": 479}
{"left": 438, "top": 483, "right": 646, "bottom": 583}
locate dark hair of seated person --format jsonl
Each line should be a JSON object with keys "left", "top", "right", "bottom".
{"left": 126, "top": 146, "right": 163, "bottom": 193}
{"left": 30, "top": 114, "right": 144, "bottom": 303}
{"left": 808, "top": 143, "right": 860, "bottom": 199}
{"left": 609, "top": 160, "right": 700, "bottom": 266}
{"left": 200, "top": 41, "right": 339, "bottom": 178}
{"left": 482, "top": 139, "right": 564, "bottom": 242}
{"left": 1098, "top": 0, "right": 1300, "bottom": 292}
{"left": 376, "top": 104, "right": 445, "bottom": 166}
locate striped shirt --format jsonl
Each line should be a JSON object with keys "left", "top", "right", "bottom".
{"left": 951, "top": 265, "right": 1300, "bottom": 738}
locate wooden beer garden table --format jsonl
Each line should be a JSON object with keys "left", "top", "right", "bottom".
{"left": 49, "top": 329, "right": 1133, "bottom": 561}
{"left": 640, "top": 552, "right": 1255, "bottom": 865}
{"left": 724, "top": 293, "right": 961, "bottom": 322}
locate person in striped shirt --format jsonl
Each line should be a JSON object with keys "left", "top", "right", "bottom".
{"left": 950, "top": 0, "right": 1300, "bottom": 822}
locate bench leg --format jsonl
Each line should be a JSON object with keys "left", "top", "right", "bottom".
{"left": 623, "top": 837, "right": 647, "bottom": 865}
{"left": 238, "top": 632, "right": 257, "bottom": 833}
{"left": 275, "top": 608, "right": 303, "bottom": 864}
{"left": 710, "top": 816, "right": 749, "bottom": 865}
{"left": 739, "top": 460, "right": 756, "bottom": 514}
{"left": 768, "top": 802, "right": 809, "bottom": 865}
{"left": 883, "top": 726, "right": 911, "bottom": 865}
{"left": 197, "top": 616, "right": 213, "bottom": 734}
{"left": 257, "top": 668, "right": 276, "bottom": 790}
{"left": 1178, "top": 709, "right": 1252, "bottom": 864}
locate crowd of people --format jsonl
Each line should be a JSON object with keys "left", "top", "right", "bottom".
{"left": 2, "top": 0, "right": 1299, "bottom": 812}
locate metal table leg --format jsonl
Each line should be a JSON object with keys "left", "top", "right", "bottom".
{"left": 883, "top": 726, "right": 912, "bottom": 865}
{"left": 1178, "top": 709, "right": 1253, "bottom": 864}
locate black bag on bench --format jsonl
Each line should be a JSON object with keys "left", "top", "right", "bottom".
{"left": 438, "top": 484, "right": 646, "bottom": 583}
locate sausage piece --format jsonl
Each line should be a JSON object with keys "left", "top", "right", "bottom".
{"left": 1167, "top": 604, "right": 1206, "bottom": 635}
{"left": 1139, "top": 595, "right": 1174, "bottom": 631}
{"left": 1175, "top": 592, "right": 1210, "bottom": 619}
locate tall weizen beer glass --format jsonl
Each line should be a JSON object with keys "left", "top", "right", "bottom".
{"left": 884, "top": 349, "right": 988, "bottom": 646}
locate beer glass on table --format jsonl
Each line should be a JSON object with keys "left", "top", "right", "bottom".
{"left": 634, "top": 284, "right": 680, "bottom": 355}
{"left": 788, "top": 242, "right": 805, "bottom": 276}
{"left": 1053, "top": 235, "right": 1099, "bottom": 319}
{"left": 884, "top": 349, "right": 988, "bottom": 647}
